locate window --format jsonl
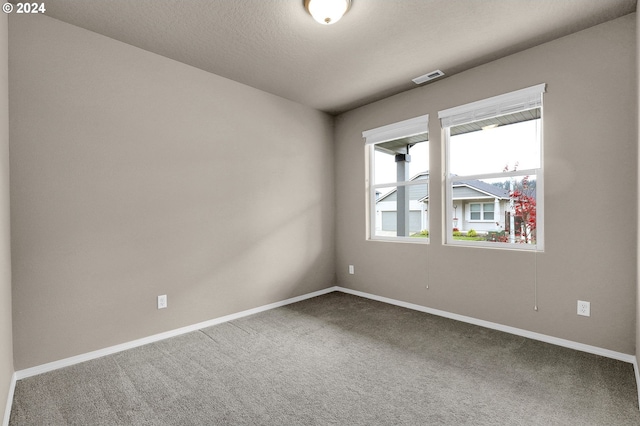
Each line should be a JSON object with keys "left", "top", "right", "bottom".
{"left": 439, "top": 84, "right": 545, "bottom": 250}
{"left": 469, "top": 203, "right": 494, "bottom": 221}
{"left": 363, "top": 115, "right": 429, "bottom": 242}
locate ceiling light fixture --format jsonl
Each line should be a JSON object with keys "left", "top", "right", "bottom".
{"left": 304, "top": 0, "right": 351, "bottom": 25}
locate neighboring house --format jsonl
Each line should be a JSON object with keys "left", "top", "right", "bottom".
{"left": 376, "top": 172, "right": 511, "bottom": 234}
{"left": 450, "top": 178, "right": 510, "bottom": 233}
{"left": 375, "top": 173, "right": 429, "bottom": 233}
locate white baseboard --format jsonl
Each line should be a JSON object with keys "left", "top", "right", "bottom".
{"left": 2, "top": 372, "right": 16, "bottom": 426}
{"left": 15, "top": 286, "right": 338, "bottom": 380}
{"left": 12, "top": 284, "right": 640, "bottom": 411}
{"left": 338, "top": 285, "right": 639, "bottom": 411}
{"left": 335, "top": 286, "right": 636, "bottom": 364}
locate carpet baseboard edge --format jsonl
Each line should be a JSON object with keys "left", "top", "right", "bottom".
{"left": 335, "top": 286, "right": 636, "bottom": 364}
{"left": 2, "top": 372, "right": 16, "bottom": 426}
{"left": 14, "top": 286, "right": 339, "bottom": 380}
{"left": 12, "top": 284, "right": 637, "bottom": 408}
{"left": 634, "top": 357, "right": 640, "bottom": 411}
{"left": 338, "top": 287, "right": 640, "bottom": 409}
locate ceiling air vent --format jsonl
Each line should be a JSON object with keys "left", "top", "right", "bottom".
{"left": 412, "top": 70, "right": 445, "bottom": 85}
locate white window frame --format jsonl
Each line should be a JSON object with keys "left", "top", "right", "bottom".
{"left": 439, "top": 84, "right": 545, "bottom": 251}
{"left": 363, "top": 114, "right": 429, "bottom": 244}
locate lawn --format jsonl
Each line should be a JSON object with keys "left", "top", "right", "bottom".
{"left": 452, "top": 235, "right": 485, "bottom": 241}
{"left": 411, "top": 232, "right": 484, "bottom": 241}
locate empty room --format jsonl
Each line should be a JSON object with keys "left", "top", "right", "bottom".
{"left": 1, "top": 0, "right": 640, "bottom": 424}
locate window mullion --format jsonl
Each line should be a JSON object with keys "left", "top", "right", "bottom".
{"left": 453, "top": 169, "right": 538, "bottom": 182}
{"left": 371, "top": 180, "right": 429, "bottom": 191}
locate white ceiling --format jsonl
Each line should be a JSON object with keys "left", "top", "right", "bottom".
{"left": 37, "top": 0, "right": 637, "bottom": 115}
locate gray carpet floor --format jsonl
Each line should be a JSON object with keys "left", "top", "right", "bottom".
{"left": 9, "top": 292, "right": 640, "bottom": 425}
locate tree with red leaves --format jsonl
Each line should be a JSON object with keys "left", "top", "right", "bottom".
{"left": 503, "top": 163, "right": 537, "bottom": 244}
{"left": 511, "top": 175, "right": 536, "bottom": 243}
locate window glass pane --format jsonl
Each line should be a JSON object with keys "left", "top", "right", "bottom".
{"left": 483, "top": 203, "right": 494, "bottom": 220}
{"left": 449, "top": 115, "right": 540, "bottom": 176}
{"left": 453, "top": 175, "right": 537, "bottom": 244}
{"left": 373, "top": 148, "right": 397, "bottom": 185}
{"left": 365, "top": 116, "right": 429, "bottom": 244}
{"left": 407, "top": 140, "right": 429, "bottom": 178}
{"left": 443, "top": 87, "right": 543, "bottom": 250}
{"left": 373, "top": 137, "right": 428, "bottom": 185}
{"left": 469, "top": 204, "right": 481, "bottom": 220}
{"left": 374, "top": 183, "right": 429, "bottom": 238}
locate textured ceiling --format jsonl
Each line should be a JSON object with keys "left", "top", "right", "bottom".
{"left": 35, "top": 0, "right": 637, "bottom": 115}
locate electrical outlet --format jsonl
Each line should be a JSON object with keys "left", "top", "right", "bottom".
{"left": 348, "top": 265, "right": 355, "bottom": 275}
{"left": 577, "top": 300, "right": 590, "bottom": 317}
{"left": 157, "top": 294, "right": 167, "bottom": 309}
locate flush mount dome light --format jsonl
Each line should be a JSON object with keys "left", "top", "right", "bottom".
{"left": 305, "top": 0, "right": 351, "bottom": 25}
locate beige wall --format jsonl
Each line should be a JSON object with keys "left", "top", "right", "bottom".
{"left": 9, "top": 14, "right": 335, "bottom": 369}
{"left": 0, "top": 11, "right": 12, "bottom": 425}
{"left": 335, "top": 14, "right": 637, "bottom": 354}
{"left": 637, "top": 6, "right": 639, "bottom": 361}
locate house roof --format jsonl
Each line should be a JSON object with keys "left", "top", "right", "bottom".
{"left": 452, "top": 179, "right": 510, "bottom": 199}
{"left": 376, "top": 172, "right": 509, "bottom": 203}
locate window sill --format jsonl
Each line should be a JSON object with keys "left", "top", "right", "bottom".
{"left": 368, "top": 236, "right": 429, "bottom": 245}
{"left": 445, "top": 240, "right": 542, "bottom": 252}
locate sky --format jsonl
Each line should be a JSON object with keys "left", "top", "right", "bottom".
{"left": 449, "top": 119, "right": 541, "bottom": 176}
{"left": 374, "top": 119, "right": 541, "bottom": 186}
